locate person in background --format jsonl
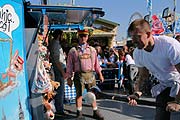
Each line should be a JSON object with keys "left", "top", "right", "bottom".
{"left": 124, "top": 46, "right": 135, "bottom": 69}
{"left": 106, "top": 48, "right": 119, "bottom": 68}
{"left": 128, "top": 46, "right": 135, "bottom": 58}
{"left": 122, "top": 45, "right": 136, "bottom": 95}
{"left": 66, "top": 29, "right": 104, "bottom": 120}
{"left": 127, "top": 19, "right": 180, "bottom": 120}
{"left": 118, "top": 49, "right": 125, "bottom": 63}
{"left": 48, "top": 29, "right": 67, "bottom": 117}
{"left": 103, "top": 46, "right": 110, "bottom": 61}
{"left": 117, "top": 49, "right": 126, "bottom": 90}
{"left": 122, "top": 45, "right": 129, "bottom": 80}
{"left": 124, "top": 46, "right": 136, "bottom": 95}
{"left": 95, "top": 45, "right": 108, "bottom": 68}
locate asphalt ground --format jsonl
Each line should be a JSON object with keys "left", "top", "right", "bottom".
{"left": 54, "top": 90, "right": 180, "bottom": 120}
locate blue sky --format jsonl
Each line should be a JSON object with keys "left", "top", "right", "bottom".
{"left": 28, "top": 0, "right": 180, "bottom": 40}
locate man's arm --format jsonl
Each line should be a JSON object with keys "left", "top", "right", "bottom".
{"left": 165, "top": 62, "right": 180, "bottom": 112}
{"left": 174, "top": 63, "right": 180, "bottom": 102}
{"left": 128, "top": 67, "right": 149, "bottom": 106}
{"left": 93, "top": 47, "right": 104, "bottom": 82}
{"left": 98, "top": 71, "right": 104, "bottom": 83}
{"left": 66, "top": 51, "right": 74, "bottom": 87}
{"left": 55, "top": 62, "right": 65, "bottom": 79}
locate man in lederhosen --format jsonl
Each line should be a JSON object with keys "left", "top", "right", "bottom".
{"left": 66, "top": 29, "right": 104, "bottom": 120}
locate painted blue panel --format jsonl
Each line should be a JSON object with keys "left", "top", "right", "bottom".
{"left": 0, "top": 0, "right": 31, "bottom": 120}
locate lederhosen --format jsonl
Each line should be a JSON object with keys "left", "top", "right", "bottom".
{"left": 73, "top": 46, "right": 96, "bottom": 97}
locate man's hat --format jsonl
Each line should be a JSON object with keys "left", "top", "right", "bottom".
{"left": 77, "top": 29, "right": 89, "bottom": 35}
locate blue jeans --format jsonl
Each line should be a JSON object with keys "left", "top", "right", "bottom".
{"left": 53, "top": 67, "right": 65, "bottom": 113}
{"left": 155, "top": 87, "right": 175, "bottom": 120}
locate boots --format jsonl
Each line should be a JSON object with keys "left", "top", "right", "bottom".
{"left": 77, "top": 110, "right": 84, "bottom": 119}
{"left": 93, "top": 110, "right": 104, "bottom": 120}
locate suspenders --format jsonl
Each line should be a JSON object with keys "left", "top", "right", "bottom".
{"left": 76, "top": 46, "right": 93, "bottom": 73}
{"left": 73, "top": 46, "right": 95, "bottom": 84}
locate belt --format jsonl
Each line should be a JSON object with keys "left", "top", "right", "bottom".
{"left": 75, "top": 70, "right": 93, "bottom": 73}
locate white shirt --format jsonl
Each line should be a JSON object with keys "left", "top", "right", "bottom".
{"left": 133, "top": 35, "right": 180, "bottom": 97}
{"left": 125, "top": 54, "right": 135, "bottom": 66}
{"left": 50, "top": 39, "right": 66, "bottom": 69}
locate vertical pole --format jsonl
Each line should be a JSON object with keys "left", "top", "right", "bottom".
{"left": 41, "top": 0, "right": 49, "bottom": 45}
{"left": 173, "top": 0, "right": 176, "bottom": 37}
{"left": 71, "top": 0, "right": 75, "bottom": 6}
{"left": 146, "top": 0, "right": 152, "bottom": 26}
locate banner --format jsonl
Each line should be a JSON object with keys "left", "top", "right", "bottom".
{"left": 151, "top": 15, "right": 165, "bottom": 35}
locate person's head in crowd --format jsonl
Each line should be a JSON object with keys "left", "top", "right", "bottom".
{"left": 123, "top": 45, "right": 128, "bottom": 53}
{"left": 77, "top": 29, "right": 89, "bottom": 45}
{"left": 129, "top": 46, "right": 135, "bottom": 57}
{"left": 109, "top": 48, "right": 114, "bottom": 55}
{"left": 95, "top": 46, "right": 102, "bottom": 54}
{"left": 118, "top": 49, "right": 125, "bottom": 61}
{"left": 94, "top": 42, "right": 100, "bottom": 47}
{"left": 52, "top": 29, "right": 63, "bottom": 40}
{"left": 104, "top": 46, "right": 109, "bottom": 58}
{"left": 175, "top": 35, "right": 180, "bottom": 42}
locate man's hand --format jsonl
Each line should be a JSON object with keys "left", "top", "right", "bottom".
{"left": 166, "top": 101, "right": 180, "bottom": 112}
{"left": 99, "top": 74, "right": 104, "bottom": 83}
{"left": 67, "top": 78, "right": 73, "bottom": 87}
{"left": 62, "top": 72, "right": 66, "bottom": 80}
{"left": 127, "top": 94, "right": 138, "bottom": 106}
{"left": 127, "top": 92, "right": 142, "bottom": 106}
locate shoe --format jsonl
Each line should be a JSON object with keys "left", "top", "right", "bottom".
{"left": 54, "top": 111, "right": 69, "bottom": 120}
{"left": 62, "top": 110, "right": 69, "bottom": 116}
{"left": 55, "top": 110, "right": 69, "bottom": 116}
{"left": 93, "top": 110, "right": 104, "bottom": 120}
{"left": 77, "top": 110, "right": 83, "bottom": 118}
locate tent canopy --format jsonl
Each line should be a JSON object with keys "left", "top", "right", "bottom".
{"left": 25, "top": 3, "right": 105, "bottom": 30}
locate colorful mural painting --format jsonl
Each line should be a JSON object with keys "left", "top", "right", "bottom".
{"left": 0, "top": 0, "right": 31, "bottom": 120}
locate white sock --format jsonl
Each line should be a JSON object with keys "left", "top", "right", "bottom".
{"left": 77, "top": 107, "right": 82, "bottom": 111}
{"left": 93, "top": 107, "right": 98, "bottom": 111}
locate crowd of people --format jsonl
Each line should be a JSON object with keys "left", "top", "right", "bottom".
{"left": 46, "top": 26, "right": 140, "bottom": 119}
{"left": 48, "top": 29, "right": 105, "bottom": 119}
{"left": 94, "top": 43, "right": 138, "bottom": 94}
{"left": 43, "top": 18, "right": 180, "bottom": 120}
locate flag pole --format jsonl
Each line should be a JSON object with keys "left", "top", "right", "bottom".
{"left": 146, "top": 0, "right": 152, "bottom": 26}
{"left": 173, "top": 0, "right": 176, "bottom": 37}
